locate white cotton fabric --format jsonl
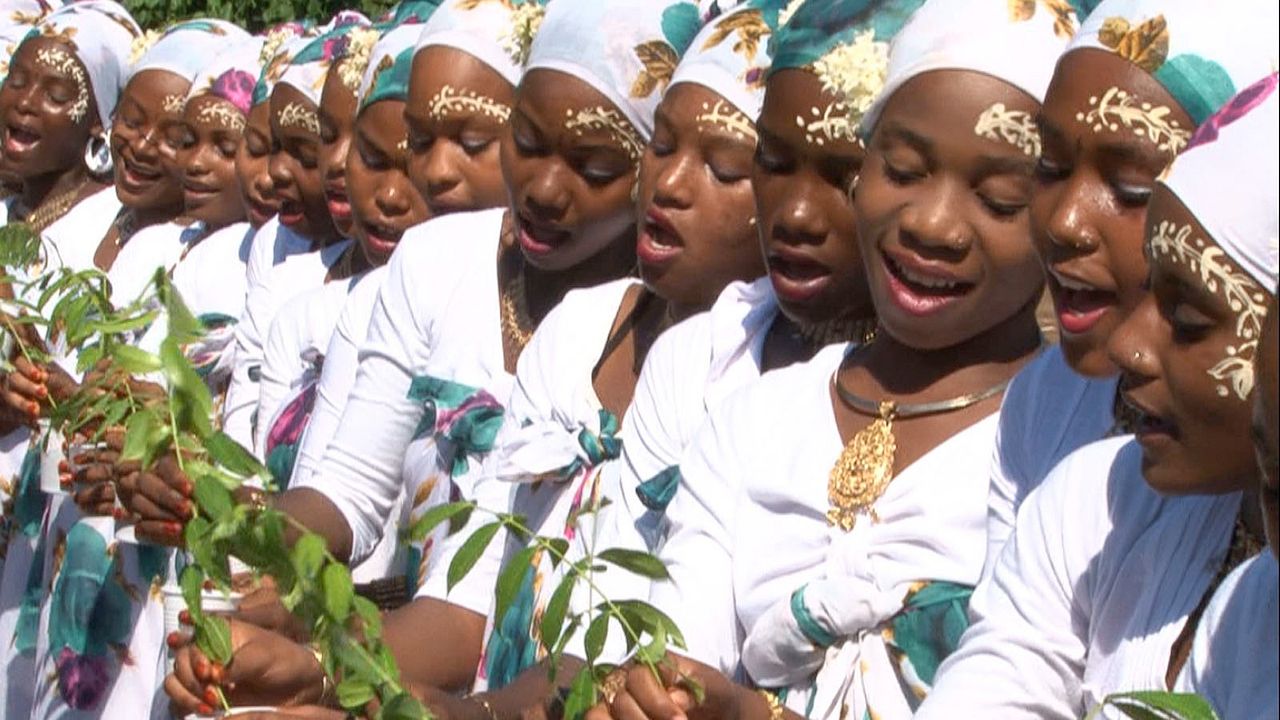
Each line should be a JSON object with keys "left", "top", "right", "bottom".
{"left": 982, "top": 345, "right": 1117, "bottom": 578}
{"left": 525, "top": 0, "right": 692, "bottom": 141}
{"left": 185, "top": 37, "right": 266, "bottom": 112}
{"left": 861, "top": 0, "right": 1073, "bottom": 134}
{"left": 256, "top": 274, "right": 360, "bottom": 456}
{"left": 414, "top": 0, "right": 526, "bottom": 86}
{"left": 130, "top": 19, "right": 249, "bottom": 83}
{"left": 295, "top": 208, "right": 508, "bottom": 565}
{"left": 1161, "top": 79, "right": 1279, "bottom": 292}
{"left": 655, "top": 343, "right": 998, "bottom": 719}
{"left": 1173, "top": 553, "right": 1279, "bottom": 720}
{"left": 106, "top": 220, "right": 199, "bottom": 307}
{"left": 917, "top": 437, "right": 1242, "bottom": 719}
{"left": 291, "top": 265, "right": 389, "bottom": 488}
{"left": 244, "top": 216, "right": 314, "bottom": 299}
{"left": 669, "top": 4, "right": 772, "bottom": 120}
{"left": 223, "top": 241, "right": 351, "bottom": 452}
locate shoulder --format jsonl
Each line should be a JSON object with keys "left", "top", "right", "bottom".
{"left": 392, "top": 208, "right": 505, "bottom": 265}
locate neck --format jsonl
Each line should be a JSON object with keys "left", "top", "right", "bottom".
{"left": 131, "top": 203, "right": 183, "bottom": 232}
{"left": 21, "top": 164, "right": 91, "bottom": 211}
{"left": 850, "top": 300, "right": 1042, "bottom": 397}
{"left": 522, "top": 228, "right": 637, "bottom": 324}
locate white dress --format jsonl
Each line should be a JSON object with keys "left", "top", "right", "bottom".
{"left": 448, "top": 278, "right": 639, "bottom": 692}
{"left": 917, "top": 436, "right": 1242, "bottom": 719}
{"left": 656, "top": 345, "right": 1000, "bottom": 720}
{"left": 106, "top": 221, "right": 198, "bottom": 307}
{"left": 243, "top": 216, "right": 311, "bottom": 299}
{"left": 294, "top": 209, "right": 509, "bottom": 567}
{"left": 983, "top": 346, "right": 1117, "bottom": 577}
{"left": 1173, "top": 552, "right": 1277, "bottom": 720}
{"left": 0, "top": 187, "right": 120, "bottom": 720}
{"left": 222, "top": 241, "right": 351, "bottom": 452}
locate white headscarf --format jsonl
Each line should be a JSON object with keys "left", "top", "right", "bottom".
{"left": 186, "top": 37, "right": 267, "bottom": 116}
{"left": 669, "top": 2, "right": 776, "bottom": 121}
{"left": 19, "top": 0, "right": 139, "bottom": 130}
{"left": 861, "top": 0, "right": 1077, "bottom": 134}
{"left": 525, "top": 0, "right": 703, "bottom": 141}
{"left": 415, "top": 0, "right": 537, "bottom": 87}
{"left": 279, "top": 13, "right": 373, "bottom": 105}
{"left": 129, "top": 18, "right": 251, "bottom": 84}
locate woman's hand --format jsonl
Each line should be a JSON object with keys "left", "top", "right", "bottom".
{"left": 233, "top": 576, "right": 311, "bottom": 643}
{"left": 165, "top": 618, "right": 327, "bottom": 716}
{"left": 585, "top": 653, "right": 744, "bottom": 720}
{"left": 67, "top": 426, "right": 126, "bottom": 517}
{"left": 0, "top": 356, "right": 49, "bottom": 425}
{"left": 120, "top": 451, "right": 193, "bottom": 546}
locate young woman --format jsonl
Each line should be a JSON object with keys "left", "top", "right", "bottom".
{"left": 0, "top": 4, "right": 137, "bottom": 717}
{"left": 920, "top": 77, "right": 1278, "bottom": 719}
{"left": 592, "top": 2, "right": 1068, "bottom": 718}
{"left": 221, "top": 18, "right": 370, "bottom": 452}
{"left": 102, "top": 19, "right": 252, "bottom": 305}
{"left": 982, "top": 0, "right": 1279, "bottom": 574}
{"left": 1173, "top": 297, "right": 1278, "bottom": 720}
{"left": 257, "top": 20, "right": 431, "bottom": 495}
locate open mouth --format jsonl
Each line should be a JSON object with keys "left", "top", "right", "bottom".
{"left": 516, "top": 213, "right": 571, "bottom": 257}
{"left": 362, "top": 220, "right": 404, "bottom": 256}
{"left": 768, "top": 246, "right": 832, "bottom": 305}
{"left": 881, "top": 248, "right": 973, "bottom": 316}
{"left": 120, "top": 156, "right": 162, "bottom": 190}
{"left": 1048, "top": 270, "right": 1117, "bottom": 336}
{"left": 637, "top": 208, "right": 683, "bottom": 267}
{"left": 278, "top": 199, "right": 305, "bottom": 227}
{"left": 3, "top": 124, "right": 40, "bottom": 155}
{"left": 1121, "top": 393, "right": 1179, "bottom": 445}
{"left": 325, "top": 184, "right": 350, "bottom": 222}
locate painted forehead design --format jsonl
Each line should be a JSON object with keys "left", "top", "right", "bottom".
{"left": 975, "top": 102, "right": 1040, "bottom": 157}
{"left": 564, "top": 106, "right": 644, "bottom": 163}
{"left": 34, "top": 43, "right": 90, "bottom": 123}
{"left": 195, "top": 97, "right": 246, "bottom": 132}
{"left": 278, "top": 100, "right": 321, "bottom": 135}
{"left": 696, "top": 99, "right": 755, "bottom": 142}
{"left": 1148, "top": 218, "right": 1269, "bottom": 401}
{"left": 428, "top": 85, "right": 511, "bottom": 123}
{"left": 1075, "top": 86, "right": 1190, "bottom": 155}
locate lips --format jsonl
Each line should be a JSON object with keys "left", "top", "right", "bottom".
{"left": 362, "top": 220, "right": 405, "bottom": 258}
{"left": 516, "top": 213, "right": 571, "bottom": 258}
{"left": 325, "top": 183, "right": 351, "bottom": 223}
{"left": 3, "top": 123, "right": 41, "bottom": 157}
{"left": 637, "top": 207, "right": 683, "bottom": 268}
{"left": 1047, "top": 269, "right": 1117, "bottom": 336}
{"left": 278, "top": 199, "right": 305, "bottom": 227}
{"left": 768, "top": 245, "right": 833, "bottom": 305}
{"left": 183, "top": 180, "right": 219, "bottom": 204}
{"left": 247, "top": 197, "right": 277, "bottom": 226}
{"left": 1121, "top": 393, "right": 1179, "bottom": 447}
{"left": 119, "top": 156, "right": 162, "bottom": 193}
{"left": 879, "top": 246, "right": 974, "bottom": 317}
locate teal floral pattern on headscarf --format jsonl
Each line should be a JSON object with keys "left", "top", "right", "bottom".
{"left": 768, "top": 0, "right": 923, "bottom": 73}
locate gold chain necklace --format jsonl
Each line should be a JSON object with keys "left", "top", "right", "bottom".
{"left": 793, "top": 315, "right": 878, "bottom": 349}
{"left": 500, "top": 270, "right": 535, "bottom": 355}
{"left": 20, "top": 180, "right": 89, "bottom": 234}
{"left": 826, "top": 351, "right": 1012, "bottom": 531}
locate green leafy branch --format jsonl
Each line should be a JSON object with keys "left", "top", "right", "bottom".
{"left": 1088, "top": 691, "right": 1220, "bottom": 720}
{"left": 404, "top": 497, "right": 690, "bottom": 720}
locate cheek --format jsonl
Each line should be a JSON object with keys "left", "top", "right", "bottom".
{"left": 1100, "top": 214, "right": 1150, "bottom": 294}
{"left": 1166, "top": 339, "right": 1256, "bottom": 437}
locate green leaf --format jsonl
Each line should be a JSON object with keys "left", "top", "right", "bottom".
{"left": 179, "top": 565, "right": 205, "bottom": 623}
{"left": 351, "top": 596, "right": 382, "bottom": 641}
{"left": 401, "top": 501, "right": 475, "bottom": 543}
{"left": 292, "top": 534, "right": 328, "bottom": 583}
{"left": 321, "top": 563, "right": 354, "bottom": 621}
{"left": 494, "top": 545, "right": 537, "bottom": 627}
{"left": 121, "top": 409, "right": 160, "bottom": 463}
{"left": 584, "top": 612, "right": 609, "bottom": 663}
{"left": 539, "top": 573, "right": 575, "bottom": 650}
{"left": 335, "top": 679, "right": 376, "bottom": 710}
{"left": 446, "top": 521, "right": 501, "bottom": 592}
{"left": 561, "top": 666, "right": 598, "bottom": 720}
{"left": 192, "top": 474, "right": 235, "bottom": 522}
{"left": 204, "top": 431, "right": 264, "bottom": 480}
{"left": 160, "top": 336, "right": 213, "bottom": 438}
{"left": 195, "top": 614, "right": 234, "bottom": 665}
{"left": 598, "top": 548, "right": 669, "bottom": 580}
{"left": 377, "top": 692, "right": 429, "bottom": 720}
{"left": 545, "top": 538, "right": 570, "bottom": 569}
{"left": 1103, "top": 691, "right": 1221, "bottom": 720}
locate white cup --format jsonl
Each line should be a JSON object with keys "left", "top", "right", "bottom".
{"left": 38, "top": 428, "right": 66, "bottom": 495}
{"left": 184, "top": 707, "right": 279, "bottom": 719}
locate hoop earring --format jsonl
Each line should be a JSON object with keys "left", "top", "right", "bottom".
{"left": 84, "top": 132, "right": 113, "bottom": 179}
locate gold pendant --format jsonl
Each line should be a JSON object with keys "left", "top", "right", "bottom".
{"left": 827, "top": 401, "right": 896, "bottom": 531}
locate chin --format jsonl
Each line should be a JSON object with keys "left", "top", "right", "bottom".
{"left": 1139, "top": 455, "right": 1246, "bottom": 497}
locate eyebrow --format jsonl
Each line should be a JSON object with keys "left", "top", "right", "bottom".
{"left": 973, "top": 154, "right": 1035, "bottom": 179}
{"left": 879, "top": 123, "right": 933, "bottom": 156}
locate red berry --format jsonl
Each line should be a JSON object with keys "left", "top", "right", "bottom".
{"left": 178, "top": 610, "right": 192, "bottom": 626}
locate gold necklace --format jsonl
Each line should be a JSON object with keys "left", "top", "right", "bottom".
{"left": 20, "top": 180, "right": 89, "bottom": 234}
{"left": 826, "top": 351, "right": 1012, "bottom": 531}
{"left": 500, "top": 270, "right": 535, "bottom": 355}
{"left": 793, "top": 315, "right": 878, "bottom": 349}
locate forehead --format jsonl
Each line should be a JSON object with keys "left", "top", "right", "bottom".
{"left": 410, "top": 46, "right": 511, "bottom": 98}
{"left": 122, "top": 68, "right": 191, "bottom": 110}
{"left": 12, "top": 36, "right": 81, "bottom": 77}
{"left": 758, "top": 68, "right": 862, "bottom": 157}
{"left": 1143, "top": 187, "right": 1255, "bottom": 307}
{"left": 357, "top": 98, "right": 407, "bottom": 139}
{"left": 515, "top": 67, "right": 614, "bottom": 125}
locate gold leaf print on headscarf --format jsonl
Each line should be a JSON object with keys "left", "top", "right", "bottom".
{"left": 631, "top": 40, "right": 679, "bottom": 98}
{"left": 1008, "top": 0, "right": 1077, "bottom": 39}
{"left": 700, "top": 9, "right": 768, "bottom": 61}
{"left": 1098, "top": 15, "right": 1169, "bottom": 73}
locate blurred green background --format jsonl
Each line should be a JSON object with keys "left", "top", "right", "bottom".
{"left": 123, "top": 0, "right": 399, "bottom": 32}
